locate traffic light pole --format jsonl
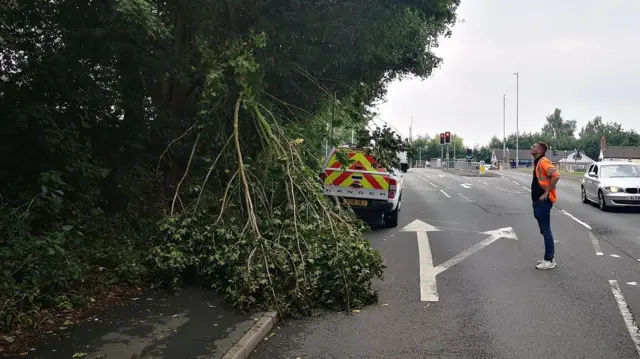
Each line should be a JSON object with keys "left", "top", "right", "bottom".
{"left": 452, "top": 134, "right": 456, "bottom": 161}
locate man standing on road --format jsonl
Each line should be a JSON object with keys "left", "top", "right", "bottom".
{"left": 530, "top": 142, "right": 561, "bottom": 270}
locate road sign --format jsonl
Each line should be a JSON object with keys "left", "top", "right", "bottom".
{"left": 401, "top": 220, "right": 518, "bottom": 301}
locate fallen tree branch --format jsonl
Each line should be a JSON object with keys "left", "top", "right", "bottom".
{"left": 171, "top": 133, "right": 200, "bottom": 216}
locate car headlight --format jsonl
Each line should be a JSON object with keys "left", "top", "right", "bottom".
{"left": 604, "top": 186, "right": 623, "bottom": 193}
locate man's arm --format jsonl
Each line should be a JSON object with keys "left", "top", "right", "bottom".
{"left": 545, "top": 162, "right": 560, "bottom": 191}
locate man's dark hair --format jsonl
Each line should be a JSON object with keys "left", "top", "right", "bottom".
{"left": 536, "top": 142, "right": 548, "bottom": 154}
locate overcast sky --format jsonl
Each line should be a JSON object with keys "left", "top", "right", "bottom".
{"left": 375, "top": 0, "right": 640, "bottom": 147}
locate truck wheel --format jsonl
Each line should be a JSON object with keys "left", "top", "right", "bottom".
{"left": 385, "top": 208, "right": 399, "bottom": 228}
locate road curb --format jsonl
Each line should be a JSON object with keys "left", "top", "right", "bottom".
{"left": 221, "top": 311, "right": 280, "bottom": 359}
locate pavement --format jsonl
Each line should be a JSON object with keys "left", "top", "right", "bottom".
{"left": 9, "top": 286, "right": 263, "bottom": 359}
{"left": 252, "top": 168, "right": 640, "bottom": 359}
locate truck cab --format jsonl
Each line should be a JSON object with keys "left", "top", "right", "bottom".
{"left": 319, "top": 146, "right": 403, "bottom": 228}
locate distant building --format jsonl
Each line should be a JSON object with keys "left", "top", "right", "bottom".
{"left": 491, "top": 148, "right": 533, "bottom": 168}
{"left": 557, "top": 151, "right": 595, "bottom": 172}
{"left": 491, "top": 148, "right": 569, "bottom": 168}
{"left": 599, "top": 136, "right": 640, "bottom": 163}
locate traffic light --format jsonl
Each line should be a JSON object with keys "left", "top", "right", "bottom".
{"left": 440, "top": 133, "right": 445, "bottom": 145}
{"left": 444, "top": 131, "right": 451, "bottom": 144}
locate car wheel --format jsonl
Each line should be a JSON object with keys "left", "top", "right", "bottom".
{"left": 581, "top": 186, "right": 590, "bottom": 204}
{"left": 385, "top": 207, "right": 399, "bottom": 228}
{"left": 598, "top": 190, "right": 608, "bottom": 211}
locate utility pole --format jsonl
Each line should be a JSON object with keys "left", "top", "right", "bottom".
{"left": 409, "top": 117, "right": 413, "bottom": 144}
{"left": 324, "top": 122, "right": 329, "bottom": 158}
{"left": 453, "top": 134, "right": 456, "bottom": 162}
{"left": 502, "top": 94, "right": 506, "bottom": 170}
{"left": 513, "top": 72, "right": 519, "bottom": 170}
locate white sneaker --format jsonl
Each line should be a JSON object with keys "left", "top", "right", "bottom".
{"left": 536, "top": 259, "right": 556, "bottom": 270}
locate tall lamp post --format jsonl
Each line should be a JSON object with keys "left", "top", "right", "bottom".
{"left": 513, "top": 72, "right": 519, "bottom": 170}
{"left": 502, "top": 94, "right": 506, "bottom": 170}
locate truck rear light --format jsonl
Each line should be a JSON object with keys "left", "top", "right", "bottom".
{"left": 388, "top": 178, "right": 397, "bottom": 199}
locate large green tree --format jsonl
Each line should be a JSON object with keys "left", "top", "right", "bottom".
{"left": 0, "top": 0, "right": 461, "bottom": 336}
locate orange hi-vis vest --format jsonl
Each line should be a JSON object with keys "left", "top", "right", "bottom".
{"left": 535, "top": 156, "right": 560, "bottom": 202}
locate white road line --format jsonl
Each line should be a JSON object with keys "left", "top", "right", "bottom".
{"left": 512, "top": 180, "right": 520, "bottom": 185}
{"left": 609, "top": 280, "right": 640, "bottom": 356}
{"left": 560, "top": 210, "right": 592, "bottom": 230}
{"left": 439, "top": 189, "right": 451, "bottom": 198}
{"left": 589, "top": 232, "right": 604, "bottom": 256}
{"left": 421, "top": 177, "right": 438, "bottom": 188}
{"left": 463, "top": 176, "right": 472, "bottom": 181}
{"left": 458, "top": 193, "right": 473, "bottom": 202}
{"left": 522, "top": 186, "right": 531, "bottom": 192}
{"left": 416, "top": 231, "right": 438, "bottom": 301}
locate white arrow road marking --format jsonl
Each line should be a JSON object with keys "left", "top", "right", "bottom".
{"left": 627, "top": 282, "right": 638, "bottom": 286}
{"left": 402, "top": 220, "right": 441, "bottom": 301}
{"left": 460, "top": 183, "right": 472, "bottom": 189}
{"left": 433, "top": 227, "right": 517, "bottom": 275}
{"left": 609, "top": 280, "right": 640, "bottom": 356}
{"left": 402, "top": 221, "right": 518, "bottom": 302}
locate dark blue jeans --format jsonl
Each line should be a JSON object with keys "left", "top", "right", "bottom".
{"left": 533, "top": 200, "right": 555, "bottom": 261}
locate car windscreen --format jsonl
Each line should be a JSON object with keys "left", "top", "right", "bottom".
{"left": 600, "top": 164, "right": 640, "bottom": 178}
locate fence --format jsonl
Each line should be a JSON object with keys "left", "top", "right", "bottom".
{"left": 443, "top": 159, "right": 483, "bottom": 173}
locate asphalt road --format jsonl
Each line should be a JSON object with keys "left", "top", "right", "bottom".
{"left": 252, "top": 168, "right": 640, "bottom": 359}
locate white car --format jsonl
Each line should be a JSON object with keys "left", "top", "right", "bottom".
{"left": 581, "top": 161, "right": 640, "bottom": 211}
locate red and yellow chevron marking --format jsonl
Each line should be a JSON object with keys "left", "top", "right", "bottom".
{"left": 327, "top": 150, "right": 387, "bottom": 172}
{"left": 324, "top": 170, "right": 389, "bottom": 190}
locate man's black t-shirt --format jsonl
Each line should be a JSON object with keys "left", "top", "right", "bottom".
{"left": 531, "top": 156, "right": 545, "bottom": 202}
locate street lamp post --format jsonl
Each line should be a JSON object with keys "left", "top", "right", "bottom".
{"left": 502, "top": 94, "right": 506, "bottom": 170}
{"left": 513, "top": 72, "right": 519, "bottom": 170}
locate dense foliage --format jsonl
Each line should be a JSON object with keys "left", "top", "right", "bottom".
{"left": 0, "top": 0, "right": 460, "bottom": 329}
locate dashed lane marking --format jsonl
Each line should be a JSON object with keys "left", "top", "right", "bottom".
{"left": 589, "top": 232, "right": 604, "bottom": 256}
{"left": 439, "top": 189, "right": 451, "bottom": 198}
{"left": 421, "top": 177, "right": 438, "bottom": 188}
